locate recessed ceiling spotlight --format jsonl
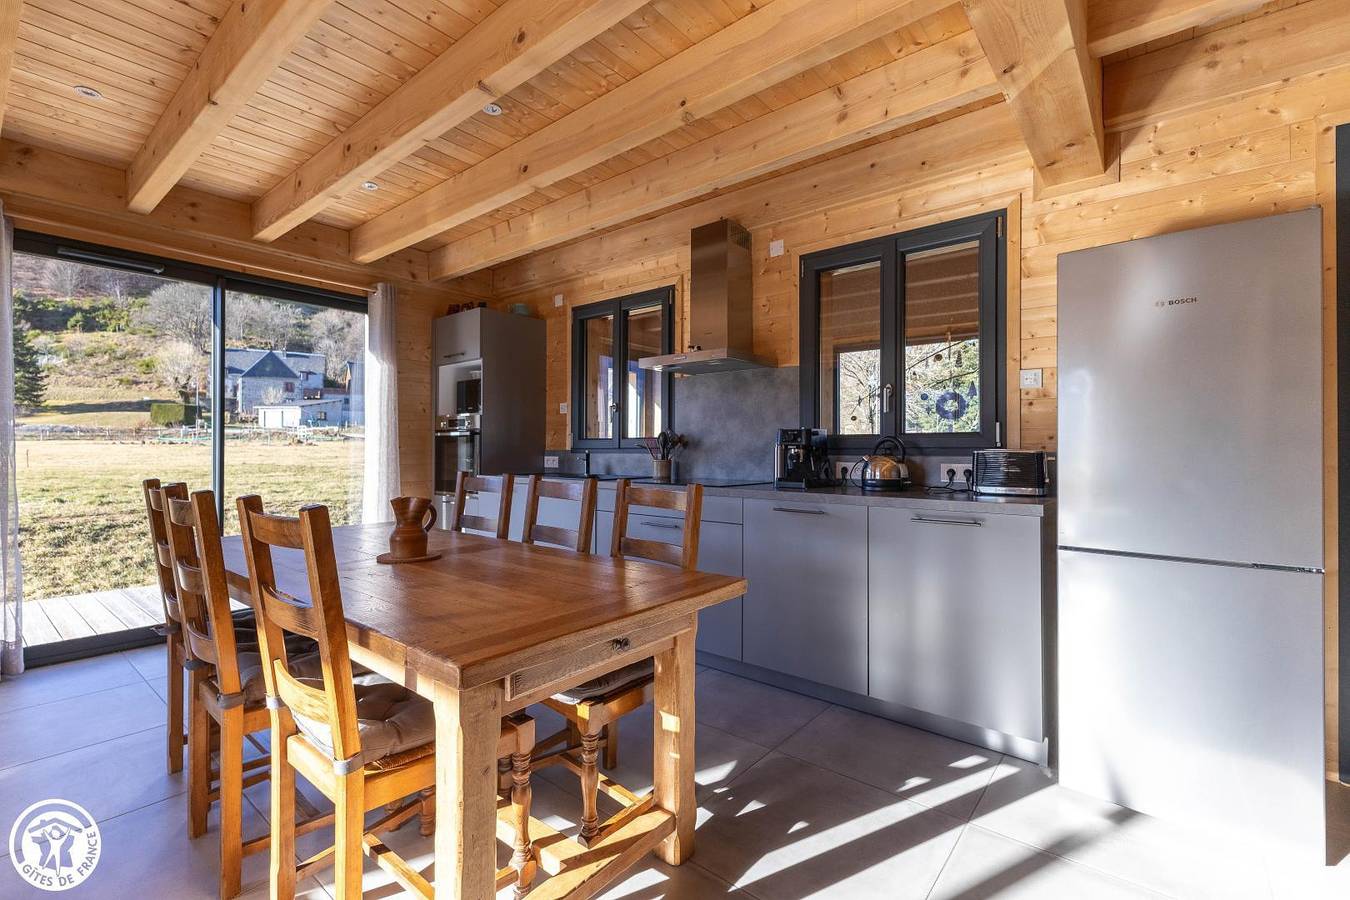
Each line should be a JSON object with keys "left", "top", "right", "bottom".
{"left": 483, "top": 102, "right": 503, "bottom": 117}
{"left": 360, "top": 180, "right": 379, "bottom": 191}
{"left": 73, "top": 85, "right": 103, "bottom": 100}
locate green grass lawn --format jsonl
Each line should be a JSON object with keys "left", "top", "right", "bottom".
{"left": 17, "top": 438, "right": 364, "bottom": 601}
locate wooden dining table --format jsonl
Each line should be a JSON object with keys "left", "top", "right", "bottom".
{"left": 220, "top": 521, "right": 746, "bottom": 900}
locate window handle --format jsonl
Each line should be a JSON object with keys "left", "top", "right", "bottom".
{"left": 882, "top": 383, "right": 893, "bottom": 414}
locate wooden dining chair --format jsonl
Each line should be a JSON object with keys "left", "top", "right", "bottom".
{"left": 450, "top": 472, "right": 514, "bottom": 538}
{"left": 520, "top": 475, "right": 597, "bottom": 553}
{"left": 236, "top": 496, "right": 537, "bottom": 899}
{"left": 142, "top": 477, "right": 189, "bottom": 775}
{"left": 539, "top": 479, "right": 703, "bottom": 847}
{"left": 163, "top": 485, "right": 313, "bottom": 898}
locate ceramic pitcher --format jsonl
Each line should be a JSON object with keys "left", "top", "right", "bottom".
{"left": 388, "top": 496, "right": 437, "bottom": 559}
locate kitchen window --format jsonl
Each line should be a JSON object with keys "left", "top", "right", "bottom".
{"left": 800, "top": 211, "right": 1005, "bottom": 452}
{"left": 571, "top": 287, "right": 674, "bottom": 450}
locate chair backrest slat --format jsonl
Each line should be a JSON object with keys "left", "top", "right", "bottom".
{"left": 141, "top": 478, "right": 180, "bottom": 627}
{"left": 237, "top": 495, "right": 362, "bottom": 763}
{"left": 522, "top": 475, "right": 597, "bottom": 553}
{"left": 164, "top": 488, "right": 247, "bottom": 691}
{"left": 610, "top": 480, "right": 702, "bottom": 570}
{"left": 450, "top": 472, "right": 513, "bottom": 539}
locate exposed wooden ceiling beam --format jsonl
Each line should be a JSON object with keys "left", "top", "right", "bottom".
{"left": 1087, "top": 0, "right": 1269, "bottom": 58}
{"left": 431, "top": 31, "right": 1000, "bottom": 279}
{"left": 350, "top": 0, "right": 951, "bottom": 264}
{"left": 125, "top": 0, "right": 331, "bottom": 215}
{"left": 0, "top": 1, "right": 19, "bottom": 134}
{"left": 0, "top": 139, "right": 429, "bottom": 293}
{"left": 251, "top": 0, "right": 649, "bottom": 243}
{"left": 962, "top": 0, "right": 1106, "bottom": 188}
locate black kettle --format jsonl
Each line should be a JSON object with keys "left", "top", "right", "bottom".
{"left": 855, "top": 437, "right": 911, "bottom": 491}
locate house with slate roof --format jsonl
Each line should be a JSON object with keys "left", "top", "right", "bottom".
{"left": 224, "top": 348, "right": 328, "bottom": 417}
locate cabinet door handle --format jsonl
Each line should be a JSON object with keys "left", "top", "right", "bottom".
{"left": 443, "top": 351, "right": 466, "bottom": 360}
{"left": 641, "top": 521, "right": 682, "bottom": 530}
{"left": 772, "top": 506, "right": 826, "bottom": 515}
{"left": 911, "top": 516, "right": 982, "bottom": 527}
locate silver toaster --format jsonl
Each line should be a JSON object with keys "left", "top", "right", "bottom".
{"left": 971, "top": 450, "right": 1049, "bottom": 496}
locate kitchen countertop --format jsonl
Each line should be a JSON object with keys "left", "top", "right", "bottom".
{"left": 522, "top": 473, "right": 1054, "bottom": 517}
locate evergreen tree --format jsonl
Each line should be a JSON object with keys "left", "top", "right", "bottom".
{"left": 13, "top": 324, "right": 46, "bottom": 410}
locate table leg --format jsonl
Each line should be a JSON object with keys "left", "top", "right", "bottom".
{"left": 433, "top": 679, "right": 503, "bottom": 900}
{"left": 652, "top": 626, "right": 697, "bottom": 865}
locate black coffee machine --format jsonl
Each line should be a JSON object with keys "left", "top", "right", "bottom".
{"left": 775, "top": 428, "right": 833, "bottom": 489}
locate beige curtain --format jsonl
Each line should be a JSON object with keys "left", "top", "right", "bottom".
{"left": 362, "top": 282, "right": 400, "bottom": 523}
{"left": 0, "top": 206, "right": 23, "bottom": 678}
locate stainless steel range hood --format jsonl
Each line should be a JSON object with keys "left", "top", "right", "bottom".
{"left": 639, "top": 219, "right": 771, "bottom": 375}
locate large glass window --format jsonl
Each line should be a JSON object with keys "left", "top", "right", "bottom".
{"left": 800, "top": 211, "right": 1003, "bottom": 452}
{"left": 571, "top": 287, "right": 673, "bottom": 450}
{"left": 11, "top": 235, "right": 366, "bottom": 659}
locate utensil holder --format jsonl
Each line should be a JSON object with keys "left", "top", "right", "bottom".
{"left": 652, "top": 459, "right": 673, "bottom": 483}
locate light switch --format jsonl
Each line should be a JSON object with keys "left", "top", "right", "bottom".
{"left": 1020, "top": 368, "right": 1043, "bottom": 389}
{"left": 558, "top": 402, "right": 568, "bottom": 415}
{"left": 768, "top": 239, "right": 785, "bottom": 258}
{"left": 543, "top": 455, "right": 560, "bottom": 468}
{"left": 553, "top": 294, "right": 564, "bottom": 307}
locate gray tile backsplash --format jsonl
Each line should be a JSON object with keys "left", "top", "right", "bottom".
{"left": 672, "top": 365, "right": 801, "bottom": 480}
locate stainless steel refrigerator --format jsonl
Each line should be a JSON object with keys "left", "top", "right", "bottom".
{"left": 1057, "top": 208, "right": 1326, "bottom": 862}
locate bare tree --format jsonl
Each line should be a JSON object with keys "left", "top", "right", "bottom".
{"left": 230, "top": 294, "right": 302, "bottom": 350}
{"left": 310, "top": 308, "right": 365, "bottom": 380}
{"left": 260, "top": 385, "right": 287, "bottom": 406}
{"left": 155, "top": 341, "right": 206, "bottom": 405}
{"left": 137, "top": 283, "right": 213, "bottom": 353}
{"left": 43, "top": 259, "right": 85, "bottom": 300}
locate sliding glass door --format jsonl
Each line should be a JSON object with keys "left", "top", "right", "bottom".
{"left": 10, "top": 234, "right": 367, "bottom": 664}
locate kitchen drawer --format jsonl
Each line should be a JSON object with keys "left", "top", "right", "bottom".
{"left": 869, "top": 507, "right": 1044, "bottom": 742}
{"left": 597, "top": 488, "right": 741, "bottom": 524}
{"left": 434, "top": 311, "right": 480, "bottom": 364}
{"left": 742, "top": 499, "right": 868, "bottom": 694}
{"left": 595, "top": 511, "right": 744, "bottom": 659}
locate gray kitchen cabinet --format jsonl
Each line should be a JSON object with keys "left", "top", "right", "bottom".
{"left": 742, "top": 499, "right": 868, "bottom": 694}
{"left": 868, "top": 507, "right": 1045, "bottom": 743}
{"left": 595, "top": 510, "right": 744, "bottom": 659}
{"left": 433, "top": 310, "right": 480, "bottom": 365}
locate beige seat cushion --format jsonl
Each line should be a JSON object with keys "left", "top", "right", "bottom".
{"left": 290, "top": 676, "right": 435, "bottom": 768}
{"left": 552, "top": 659, "right": 654, "bottom": 705}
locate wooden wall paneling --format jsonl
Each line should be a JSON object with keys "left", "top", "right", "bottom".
{"left": 350, "top": 0, "right": 952, "bottom": 262}
{"left": 125, "top": 0, "right": 332, "bottom": 213}
{"left": 431, "top": 30, "right": 1001, "bottom": 279}
{"left": 251, "top": 0, "right": 650, "bottom": 242}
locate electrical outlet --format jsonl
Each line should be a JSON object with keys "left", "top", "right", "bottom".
{"left": 1020, "top": 368, "right": 1044, "bottom": 389}
{"left": 921, "top": 457, "right": 972, "bottom": 486}
{"left": 838, "top": 461, "right": 853, "bottom": 481}
{"left": 543, "top": 455, "right": 559, "bottom": 468}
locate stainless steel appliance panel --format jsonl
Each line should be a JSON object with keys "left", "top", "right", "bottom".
{"left": 1058, "top": 549, "right": 1325, "bottom": 861}
{"left": 742, "top": 499, "right": 869, "bottom": 694}
{"left": 1057, "top": 209, "right": 1322, "bottom": 568}
{"left": 869, "top": 507, "right": 1045, "bottom": 743}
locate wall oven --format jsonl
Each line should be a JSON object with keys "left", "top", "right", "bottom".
{"left": 434, "top": 426, "right": 479, "bottom": 494}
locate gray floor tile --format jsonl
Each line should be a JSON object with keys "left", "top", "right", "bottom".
{"left": 0, "top": 653, "right": 142, "bottom": 712}
{"left": 972, "top": 757, "right": 1270, "bottom": 900}
{"left": 778, "top": 705, "right": 1001, "bottom": 821}
{"left": 0, "top": 726, "right": 182, "bottom": 848}
{"left": 929, "top": 824, "right": 1169, "bottom": 899}
{"left": 121, "top": 643, "right": 170, "bottom": 680}
{"left": 0, "top": 680, "right": 166, "bottom": 770}
{"left": 693, "top": 751, "right": 963, "bottom": 899}
{"left": 695, "top": 670, "right": 829, "bottom": 748}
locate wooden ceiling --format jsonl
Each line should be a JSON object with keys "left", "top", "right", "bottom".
{"left": 0, "top": 0, "right": 1307, "bottom": 284}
